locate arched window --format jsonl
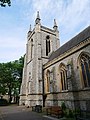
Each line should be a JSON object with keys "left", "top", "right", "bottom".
{"left": 31, "top": 39, "right": 33, "bottom": 59}
{"left": 79, "top": 53, "right": 90, "bottom": 88}
{"left": 46, "top": 35, "right": 50, "bottom": 56}
{"left": 46, "top": 70, "right": 50, "bottom": 92}
{"left": 59, "top": 63, "right": 68, "bottom": 90}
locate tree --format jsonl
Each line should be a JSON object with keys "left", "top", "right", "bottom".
{"left": 0, "top": 0, "right": 11, "bottom": 7}
{"left": 11, "top": 56, "right": 24, "bottom": 103}
{"left": 0, "top": 62, "right": 13, "bottom": 103}
{"left": 0, "top": 56, "right": 24, "bottom": 103}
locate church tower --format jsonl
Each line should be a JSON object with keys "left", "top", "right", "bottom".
{"left": 19, "top": 12, "right": 60, "bottom": 106}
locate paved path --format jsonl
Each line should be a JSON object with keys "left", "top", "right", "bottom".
{"left": 0, "top": 105, "right": 60, "bottom": 120}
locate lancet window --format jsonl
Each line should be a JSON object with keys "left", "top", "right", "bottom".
{"left": 59, "top": 63, "right": 68, "bottom": 90}
{"left": 46, "top": 35, "right": 50, "bottom": 56}
{"left": 79, "top": 53, "right": 90, "bottom": 87}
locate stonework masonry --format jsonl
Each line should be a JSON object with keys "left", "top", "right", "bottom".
{"left": 19, "top": 12, "right": 60, "bottom": 106}
{"left": 20, "top": 12, "right": 90, "bottom": 110}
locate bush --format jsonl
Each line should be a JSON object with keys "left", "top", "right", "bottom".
{"left": 64, "top": 109, "right": 74, "bottom": 118}
{"left": 61, "top": 102, "right": 66, "bottom": 111}
{"left": 0, "top": 99, "right": 9, "bottom": 106}
{"left": 68, "top": 109, "right": 74, "bottom": 118}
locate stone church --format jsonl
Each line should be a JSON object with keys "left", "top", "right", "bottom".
{"left": 20, "top": 12, "right": 90, "bottom": 110}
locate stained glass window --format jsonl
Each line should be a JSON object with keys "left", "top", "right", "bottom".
{"left": 80, "top": 53, "right": 90, "bottom": 87}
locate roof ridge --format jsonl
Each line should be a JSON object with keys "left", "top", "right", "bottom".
{"left": 49, "top": 26, "right": 90, "bottom": 61}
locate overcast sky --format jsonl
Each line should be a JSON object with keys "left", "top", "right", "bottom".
{"left": 0, "top": 0, "right": 90, "bottom": 63}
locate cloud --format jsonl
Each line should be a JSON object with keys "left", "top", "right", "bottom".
{"left": 0, "top": 0, "right": 90, "bottom": 62}
{"left": 19, "top": 0, "right": 90, "bottom": 45}
{"left": 31, "top": 0, "right": 90, "bottom": 42}
{"left": 14, "top": 0, "right": 90, "bottom": 31}
{"left": 59, "top": 0, "right": 90, "bottom": 43}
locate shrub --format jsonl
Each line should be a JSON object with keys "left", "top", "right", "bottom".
{"left": 64, "top": 109, "right": 74, "bottom": 118}
{"left": 61, "top": 102, "right": 66, "bottom": 111}
{"left": 0, "top": 99, "right": 9, "bottom": 106}
{"left": 68, "top": 109, "right": 74, "bottom": 118}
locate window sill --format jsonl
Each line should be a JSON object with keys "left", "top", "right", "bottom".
{"left": 46, "top": 92, "right": 50, "bottom": 93}
{"left": 82, "top": 87, "right": 90, "bottom": 91}
{"left": 61, "top": 90, "right": 68, "bottom": 93}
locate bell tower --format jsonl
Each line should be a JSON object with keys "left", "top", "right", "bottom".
{"left": 19, "top": 12, "right": 60, "bottom": 106}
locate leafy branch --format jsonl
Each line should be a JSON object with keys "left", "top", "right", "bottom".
{"left": 0, "top": 0, "right": 11, "bottom": 7}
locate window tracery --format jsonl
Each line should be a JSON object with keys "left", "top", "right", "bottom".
{"left": 59, "top": 63, "right": 68, "bottom": 90}
{"left": 79, "top": 53, "right": 90, "bottom": 88}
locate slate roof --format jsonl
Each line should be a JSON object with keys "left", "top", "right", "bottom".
{"left": 49, "top": 26, "right": 90, "bottom": 61}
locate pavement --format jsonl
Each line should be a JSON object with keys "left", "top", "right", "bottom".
{"left": 0, "top": 105, "right": 65, "bottom": 120}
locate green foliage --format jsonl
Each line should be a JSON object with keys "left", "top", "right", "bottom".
{"left": 0, "top": 98, "right": 9, "bottom": 106}
{"left": 68, "top": 109, "right": 74, "bottom": 118}
{"left": 63, "top": 109, "right": 74, "bottom": 118}
{"left": 0, "top": 56, "right": 24, "bottom": 103}
{"left": 61, "top": 102, "right": 74, "bottom": 118}
{"left": 61, "top": 102, "right": 66, "bottom": 111}
{"left": 74, "top": 108, "right": 80, "bottom": 113}
{"left": 0, "top": 0, "right": 11, "bottom": 7}
{"left": 0, "top": 84, "right": 7, "bottom": 95}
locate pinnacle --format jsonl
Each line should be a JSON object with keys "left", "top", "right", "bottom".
{"left": 54, "top": 19, "right": 57, "bottom": 27}
{"left": 29, "top": 24, "right": 32, "bottom": 31}
{"left": 35, "top": 11, "right": 41, "bottom": 24}
{"left": 37, "top": 11, "right": 40, "bottom": 19}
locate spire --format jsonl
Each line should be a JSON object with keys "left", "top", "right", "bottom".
{"left": 29, "top": 24, "right": 32, "bottom": 32}
{"left": 53, "top": 19, "right": 58, "bottom": 31}
{"left": 37, "top": 11, "right": 40, "bottom": 19}
{"left": 28, "top": 24, "right": 32, "bottom": 37}
{"left": 54, "top": 19, "right": 57, "bottom": 27}
{"left": 35, "top": 11, "right": 41, "bottom": 24}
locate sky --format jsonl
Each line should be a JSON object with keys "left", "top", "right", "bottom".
{"left": 0, "top": 0, "right": 90, "bottom": 63}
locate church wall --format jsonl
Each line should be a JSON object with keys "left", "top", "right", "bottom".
{"left": 19, "top": 95, "right": 26, "bottom": 105}
{"left": 19, "top": 54, "right": 27, "bottom": 105}
{"left": 44, "top": 41, "right": 90, "bottom": 110}
{"left": 20, "top": 24, "right": 60, "bottom": 106}
{"left": 26, "top": 33, "right": 42, "bottom": 106}
{"left": 20, "top": 12, "right": 90, "bottom": 110}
